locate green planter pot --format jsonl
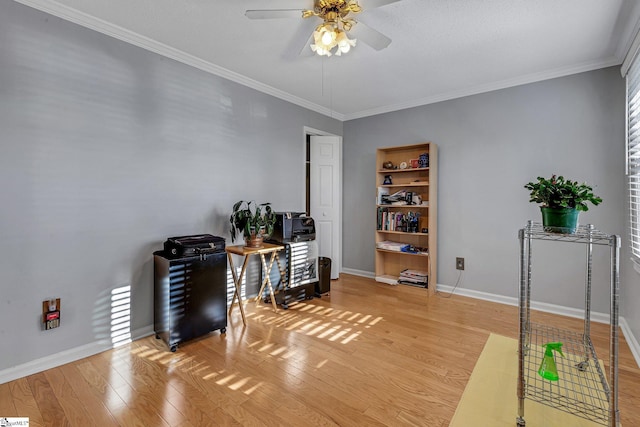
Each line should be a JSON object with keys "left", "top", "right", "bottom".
{"left": 540, "top": 207, "right": 579, "bottom": 234}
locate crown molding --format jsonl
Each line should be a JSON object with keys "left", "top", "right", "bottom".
{"left": 343, "top": 56, "right": 622, "bottom": 121}
{"left": 617, "top": 0, "right": 640, "bottom": 75}
{"left": 9, "top": 0, "right": 627, "bottom": 122}
{"left": 621, "top": 21, "right": 640, "bottom": 76}
{"left": 12, "top": 0, "right": 345, "bottom": 121}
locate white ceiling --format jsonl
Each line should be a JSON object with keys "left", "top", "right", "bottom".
{"left": 14, "top": 0, "right": 640, "bottom": 120}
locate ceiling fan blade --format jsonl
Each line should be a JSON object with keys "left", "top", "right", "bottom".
{"left": 283, "top": 19, "right": 317, "bottom": 60}
{"left": 349, "top": 21, "right": 392, "bottom": 50}
{"left": 245, "top": 9, "right": 304, "bottom": 20}
{"left": 363, "top": 0, "right": 404, "bottom": 9}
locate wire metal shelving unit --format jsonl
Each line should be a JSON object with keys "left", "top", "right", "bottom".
{"left": 517, "top": 221, "right": 621, "bottom": 427}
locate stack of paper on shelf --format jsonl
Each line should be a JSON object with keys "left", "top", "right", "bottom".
{"left": 376, "top": 241, "right": 410, "bottom": 252}
{"left": 399, "top": 269, "right": 429, "bottom": 287}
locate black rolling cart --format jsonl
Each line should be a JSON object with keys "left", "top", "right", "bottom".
{"left": 153, "top": 234, "right": 227, "bottom": 352}
{"left": 261, "top": 240, "right": 318, "bottom": 309}
{"left": 265, "top": 212, "right": 319, "bottom": 309}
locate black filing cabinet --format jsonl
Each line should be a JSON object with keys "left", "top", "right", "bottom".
{"left": 153, "top": 251, "right": 227, "bottom": 351}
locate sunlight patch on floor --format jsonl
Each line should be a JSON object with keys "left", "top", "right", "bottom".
{"left": 121, "top": 293, "right": 384, "bottom": 400}
{"left": 258, "top": 342, "right": 275, "bottom": 352}
{"left": 243, "top": 381, "right": 264, "bottom": 395}
{"left": 269, "top": 346, "right": 288, "bottom": 356}
{"left": 228, "top": 376, "right": 251, "bottom": 391}
{"left": 215, "top": 373, "right": 237, "bottom": 386}
{"left": 243, "top": 301, "right": 383, "bottom": 347}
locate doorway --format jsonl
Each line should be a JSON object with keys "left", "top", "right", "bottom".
{"left": 304, "top": 127, "right": 342, "bottom": 279}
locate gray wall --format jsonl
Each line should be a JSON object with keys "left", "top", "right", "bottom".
{"left": 343, "top": 68, "right": 637, "bottom": 337}
{"left": 0, "top": 1, "right": 341, "bottom": 372}
{"left": 3, "top": 0, "right": 638, "bottom": 374}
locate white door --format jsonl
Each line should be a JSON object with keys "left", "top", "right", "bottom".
{"left": 310, "top": 135, "right": 341, "bottom": 279}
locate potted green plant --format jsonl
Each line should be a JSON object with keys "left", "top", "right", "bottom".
{"left": 229, "top": 200, "right": 277, "bottom": 248}
{"left": 524, "top": 175, "right": 602, "bottom": 233}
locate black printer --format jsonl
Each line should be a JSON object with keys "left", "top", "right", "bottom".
{"left": 269, "top": 212, "right": 316, "bottom": 243}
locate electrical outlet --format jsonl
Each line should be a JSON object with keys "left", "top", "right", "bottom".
{"left": 456, "top": 257, "right": 465, "bottom": 270}
{"left": 43, "top": 298, "right": 61, "bottom": 330}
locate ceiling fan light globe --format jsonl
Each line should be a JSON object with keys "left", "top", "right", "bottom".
{"left": 335, "top": 30, "right": 355, "bottom": 54}
{"left": 313, "top": 35, "right": 335, "bottom": 51}
{"left": 320, "top": 27, "right": 337, "bottom": 45}
{"left": 307, "top": 2, "right": 366, "bottom": 58}
{"left": 311, "top": 44, "right": 331, "bottom": 56}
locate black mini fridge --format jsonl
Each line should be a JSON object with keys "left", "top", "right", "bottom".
{"left": 154, "top": 242, "right": 227, "bottom": 352}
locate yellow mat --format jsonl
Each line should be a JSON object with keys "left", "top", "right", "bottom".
{"left": 449, "top": 334, "right": 610, "bottom": 427}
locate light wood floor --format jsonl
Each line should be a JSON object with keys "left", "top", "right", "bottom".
{"left": 1, "top": 274, "right": 639, "bottom": 426}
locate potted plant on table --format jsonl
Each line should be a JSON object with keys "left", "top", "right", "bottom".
{"left": 229, "top": 200, "right": 277, "bottom": 248}
{"left": 524, "top": 175, "right": 602, "bottom": 234}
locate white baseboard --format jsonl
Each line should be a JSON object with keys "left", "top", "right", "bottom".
{"left": 620, "top": 317, "right": 640, "bottom": 366}
{"left": 436, "top": 284, "right": 613, "bottom": 323}
{"left": 341, "top": 268, "right": 375, "bottom": 278}
{"left": 0, "top": 326, "right": 154, "bottom": 385}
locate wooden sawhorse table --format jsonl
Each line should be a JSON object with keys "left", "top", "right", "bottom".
{"left": 225, "top": 243, "right": 285, "bottom": 325}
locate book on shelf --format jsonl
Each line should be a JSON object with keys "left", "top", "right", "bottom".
{"left": 399, "top": 269, "right": 428, "bottom": 287}
{"left": 397, "top": 278, "right": 428, "bottom": 288}
{"left": 400, "top": 269, "right": 429, "bottom": 279}
{"left": 376, "top": 209, "right": 420, "bottom": 232}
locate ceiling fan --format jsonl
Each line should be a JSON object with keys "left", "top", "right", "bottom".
{"left": 245, "top": 0, "right": 404, "bottom": 57}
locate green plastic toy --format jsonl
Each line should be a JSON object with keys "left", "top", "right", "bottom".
{"left": 538, "top": 342, "right": 565, "bottom": 381}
